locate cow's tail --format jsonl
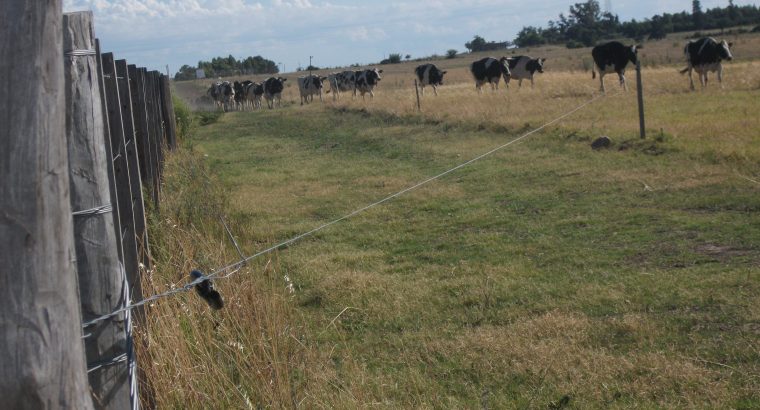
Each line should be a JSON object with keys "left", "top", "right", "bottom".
{"left": 592, "top": 69, "right": 596, "bottom": 80}
{"left": 679, "top": 67, "right": 690, "bottom": 75}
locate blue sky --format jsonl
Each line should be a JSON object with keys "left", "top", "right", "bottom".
{"left": 62, "top": 0, "right": 755, "bottom": 75}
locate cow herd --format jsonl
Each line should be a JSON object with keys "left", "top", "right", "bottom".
{"left": 205, "top": 36, "right": 734, "bottom": 111}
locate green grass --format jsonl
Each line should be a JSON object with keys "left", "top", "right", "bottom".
{"left": 154, "top": 103, "right": 760, "bottom": 408}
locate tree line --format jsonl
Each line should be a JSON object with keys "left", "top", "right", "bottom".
{"left": 511, "top": 0, "right": 760, "bottom": 48}
{"left": 174, "top": 55, "right": 279, "bottom": 81}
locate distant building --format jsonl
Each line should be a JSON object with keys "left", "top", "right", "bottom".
{"left": 195, "top": 69, "right": 205, "bottom": 79}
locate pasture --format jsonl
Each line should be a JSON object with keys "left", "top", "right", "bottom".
{"left": 144, "top": 32, "right": 760, "bottom": 408}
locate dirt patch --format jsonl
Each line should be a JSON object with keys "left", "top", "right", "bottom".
{"left": 695, "top": 243, "right": 754, "bottom": 260}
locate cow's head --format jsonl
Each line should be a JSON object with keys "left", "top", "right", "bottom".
{"left": 536, "top": 58, "right": 546, "bottom": 73}
{"left": 720, "top": 40, "right": 734, "bottom": 61}
{"left": 499, "top": 57, "right": 512, "bottom": 83}
{"left": 438, "top": 70, "right": 447, "bottom": 85}
{"left": 365, "top": 68, "right": 383, "bottom": 85}
{"left": 628, "top": 45, "right": 641, "bottom": 64}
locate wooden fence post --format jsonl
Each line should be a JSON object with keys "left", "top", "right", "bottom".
{"left": 150, "top": 72, "right": 167, "bottom": 180}
{"left": 96, "top": 39, "right": 126, "bottom": 267}
{"left": 636, "top": 60, "right": 646, "bottom": 139}
{"left": 128, "top": 65, "right": 156, "bottom": 194}
{"left": 63, "top": 12, "right": 132, "bottom": 410}
{"left": 101, "top": 52, "right": 141, "bottom": 298}
{"left": 143, "top": 68, "right": 161, "bottom": 209}
{"left": 116, "top": 59, "right": 152, "bottom": 282}
{"left": 159, "top": 74, "right": 178, "bottom": 150}
{"left": 0, "top": 3, "right": 94, "bottom": 408}
{"left": 414, "top": 79, "right": 421, "bottom": 112}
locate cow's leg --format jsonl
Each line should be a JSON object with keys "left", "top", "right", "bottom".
{"left": 433, "top": 85, "right": 438, "bottom": 96}
{"left": 599, "top": 73, "right": 606, "bottom": 93}
{"left": 420, "top": 85, "right": 424, "bottom": 96}
{"left": 702, "top": 72, "right": 708, "bottom": 88}
{"left": 531, "top": 76, "right": 535, "bottom": 89}
{"left": 518, "top": 79, "right": 523, "bottom": 88}
{"left": 688, "top": 67, "right": 695, "bottom": 91}
{"left": 619, "top": 72, "right": 627, "bottom": 91}
{"left": 718, "top": 65, "right": 724, "bottom": 88}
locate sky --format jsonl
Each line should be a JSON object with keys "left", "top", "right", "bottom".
{"left": 62, "top": 0, "right": 756, "bottom": 75}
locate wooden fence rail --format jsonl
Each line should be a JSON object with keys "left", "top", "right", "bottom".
{"left": 2, "top": 8, "right": 178, "bottom": 410}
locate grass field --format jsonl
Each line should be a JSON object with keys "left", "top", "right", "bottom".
{"left": 141, "top": 32, "right": 760, "bottom": 408}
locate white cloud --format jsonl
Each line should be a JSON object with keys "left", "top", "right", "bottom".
{"left": 62, "top": 0, "right": 759, "bottom": 74}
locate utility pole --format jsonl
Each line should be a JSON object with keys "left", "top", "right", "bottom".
{"left": 309, "top": 55, "right": 313, "bottom": 77}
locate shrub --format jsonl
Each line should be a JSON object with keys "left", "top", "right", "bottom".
{"left": 446, "top": 49, "right": 458, "bottom": 59}
{"left": 172, "top": 95, "right": 193, "bottom": 140}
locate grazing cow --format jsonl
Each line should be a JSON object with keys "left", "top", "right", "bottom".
{"left": 355, "top": 68, "right": 383, "bottom": 99}
{"left": 680, "top": 37, "right": 733, "bottom": 90}
{"left": 326, "top": 70, "right": 357, "bottom": 100}
{"left": 506, "top": 56, "right": 546, "bottom": 88}
{"left": 297, "top": 75, "right": 327, "bottom": 105}
{"left": 263, "top": 77, "right": 287, "bottom": 109}
{"left": 244, "top": 82, "right": 264, "bottom": 109}
{"left": 470, "top": 57, "right": 511, "bottom": 92}
{"left": 414, "top": 64, "right": 447, "bottom": 96}
{"left": 207, "top": 82, "right": 222, "bottom": 108}
{"left": 591, "top": 42, "right": 640, "bottom": 92}
{"left": 207, "top": 81, "right": 235, "bottom": 111}
{"left": 233, "top": 80, "right": 253, "bottom": 110}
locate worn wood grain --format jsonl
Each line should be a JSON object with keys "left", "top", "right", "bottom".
{"left": 101, "top": 52, "right": 141, "bottom": 300}
{"left": 64, "top": 13, "right": 133, "bottom": 410}
{"left": 0, "top": 4, "right": 94, "bottom": 409}
{"left": 116, "top": 59, "right": 151, "bottom": 284}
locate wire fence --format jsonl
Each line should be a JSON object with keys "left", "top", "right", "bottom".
{"left": 82, "top": 89, "right": 612, "bottom": 330}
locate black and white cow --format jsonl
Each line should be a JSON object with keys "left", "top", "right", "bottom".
{"left": 506, "top": 56, "right": 546, "bottom": 88}
{"left": 355, "top": 68, "right": 383, "bottom": 99}
{"left": 470, "top": 57, "right": 511, "bottom": 92}
{"left": 263, "top": 77, "right": 287, "bottom": 109}
{"left": 591, "top": 41, "right": 640, "bottom": 92}
{"left": 680, "top": 37, "right": 733, "bottom": 90}
{"left": 297, "top": 75, "right": 327, "bottom": 105}
{"left": 207, "top": 82, "right": 222, "bottom": 108}
{"left": 244, "top": 82, "right": 264, "bottom": 110}
{"left": 234, "top": 80, "right": 253, "bottom": 110}
{"left": 326, "top": 71, "right": 357, "bottom": 100}
{"left": 414, "top": 64, "right": 447, "bottom": 96}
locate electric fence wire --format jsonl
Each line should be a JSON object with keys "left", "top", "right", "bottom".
{"left": 82, "top": 90, "right": 613, "bottom": 329}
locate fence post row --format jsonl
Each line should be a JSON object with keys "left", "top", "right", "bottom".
{"left": 3, "top": 6, "right": 180, "bottom": 406}
{"left": 63, "top": 12, "right": 133, "bottom": 410}
{"left": 117, "top": 60, "right": 152, "bottom": 275}
{"left": 101, "top": 52, "right": 142, "bottom": 301}
{"left": 0, "top": 3, "right": 94, "bottom": 408}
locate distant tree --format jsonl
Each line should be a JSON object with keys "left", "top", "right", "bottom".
{"left": 405, "top": 54, "right": 412, "bottom": 60}
{"left": 514, "top": 26, "right": 546, "bottom": 47}
{"left": 446, "top": 49, "right": 458, "bottom": 58}
{"left": 692, "top": 0, "right": 704, "bottom": 29}
{"left": 465, "top": 35, "right": 487, "bottom": 52}
{"left": 388, "top": 53, "right": 402, "bottom": 63}
{"left": 306, "top": 65, "right": 319, "bottom": 71}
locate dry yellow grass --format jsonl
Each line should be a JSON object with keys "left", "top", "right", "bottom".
{"left": 150, "top": 31, "right": 760, "bottom": 408}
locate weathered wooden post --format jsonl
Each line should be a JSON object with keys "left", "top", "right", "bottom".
{"left": 63, "top": 12, "right": 132, "bottom": 410}
{"left": 143, "top": 68, "right": 161, "bottom": 208}
{"left": 128, "top": 65, "right": 155, "bottom": 191}
{"left": 636, "top": 59, "right": 646, "bottom": 139}
{"left": 95, "top": 39, "right": 126, "bottom": 266}
{"left": 0, "top": 3, "right": 94, "bottom": 408}
{"left": 150, "top": 72, "right": 167, "bottom": 178}
{"left": 101, "top": 52, "right": 141, "bottom": 297}
{"left": 159, "top": 74, "right": 178, "bottom": 150}
{"left": 414, "top": 79, "right": 421, "bottom": 112}
{"left": 116, "top": 59, "right": 151, "bottom": 284}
